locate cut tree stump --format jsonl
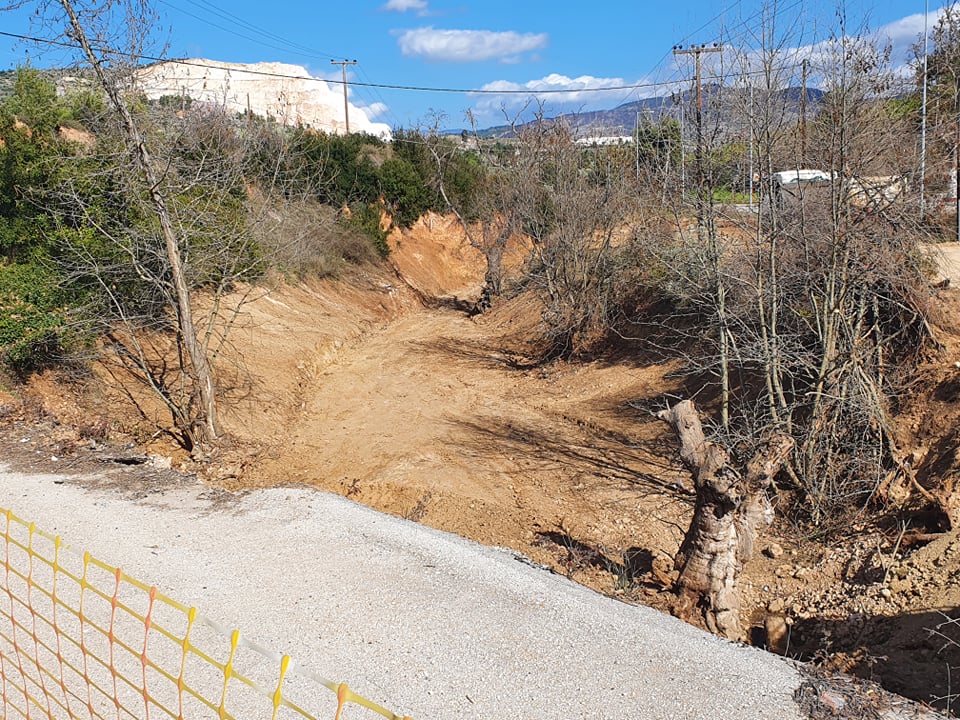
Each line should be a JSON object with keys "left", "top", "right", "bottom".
{"left": 658, "top": 399, "right": 793, "bottom": 640}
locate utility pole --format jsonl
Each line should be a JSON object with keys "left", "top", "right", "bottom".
{"left": 800, "top": 58, "right": 809, "bottom": 163}
{"left": 635, "top": 109, "right": 640, "bottom": 181}
{"left": 673, "top": 44, "right": 723, "bottom": 114}
{"left": 330, "top": 59, "right": 357, "bottom": 134}
{"left": 920, "top": 0, "right": 929, "bottom": 221}
{"left": 671, "top": 92, "right": 686, "bottom": 197}
{"left": 673, "top": 41, "right": 727, "bottom": 430}
{"left": 673, "top": 43, "right": 722, "bottom": 194}
{"left": 749, "top": 82, "right": 754, "bottom": 206}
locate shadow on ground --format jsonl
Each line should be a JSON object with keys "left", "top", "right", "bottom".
{"left": 788, "top": 607, "right": 960, "bottom": 716}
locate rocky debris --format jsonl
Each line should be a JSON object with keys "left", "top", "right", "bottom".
{"left": 765, "top": 542, "right": 786, "bottom": 558}
{"left": 795, "top": 665, "right": 950, "bottom": 719}
{"left": 747, "top": 529, "right": 960, "bottom": 715}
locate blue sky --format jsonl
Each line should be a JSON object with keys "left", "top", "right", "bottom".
{"left": 0, "top": 0, "right": 940, "bottom": 130}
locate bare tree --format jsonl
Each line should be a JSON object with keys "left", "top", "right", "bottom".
{"left": 60, "top": 0, "right": 222, "bottom": 444}
{"left": 429, "top": 119, "right": 520, "bottom": 308}
{"left": 51, "top": 99, "right": 274, "bottom": 448}
{"left": 646, "top": 7, "right": 935, "bottom": 526}
{"left": 4, "top": 0, "right": 298, "bottom": 448}
{"left": 512, "top": 118, "right": 636, "bottom": 356}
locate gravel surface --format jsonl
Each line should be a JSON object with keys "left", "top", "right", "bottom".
{"left": 0, "top": 464, "right": 808, "bottom": 719}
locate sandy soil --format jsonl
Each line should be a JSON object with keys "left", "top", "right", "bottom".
{"left": 9, "top": 217, "right": 960, "bottom": 715}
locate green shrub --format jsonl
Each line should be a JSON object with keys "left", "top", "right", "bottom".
{"left": 379, "top": 156, "right": 431, "bottom": 228}
{"left": 342, "top": 202, "right": 390, "bottom": 257}
{"left": 0, "top": 263, "right": 84, "bottom": 375}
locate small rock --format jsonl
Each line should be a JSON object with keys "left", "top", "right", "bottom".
{"left": 763, "top": 543, "right": 785, "bottom": 559}
{"left": 890, "top": 578, "right": 913, "bottom": 595}
{"left": 147, "top": 454, "right": 173, "bottom": 470}
{"left": 765, "top": 613, "right": 789, "bottom": 654}
{"left": 819, "top": 690, "right": 846, "bottom": 713}
{"left": 880, "top": 587, "right": 892, "bottom": 599}
{"left": 768, "top": 598, "right": 785, "bottom": 614}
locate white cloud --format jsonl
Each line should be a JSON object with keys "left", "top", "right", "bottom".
{"left": 876, "top": 8, "right": 940, "bottom": 64}
{"left": 358, "top": 101, "right": 390, "bottom": 119}
{"left": 396, "top": 27, "right": 548, "bottom": 63}
{"left": 382, "top": 0, "right": 429, "bottom": 12}
{"left": 476, "top": 73, "right": 628, "bottom": 103}
{"left": 467, "top": 73, "right": 637, "bottom": 122}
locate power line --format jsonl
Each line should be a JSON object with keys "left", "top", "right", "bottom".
{"left": 155, "top": 0, "right": 328, "bottom": 61}
{"left": 0, "top": 27, "right": 830, "bottom": 103}
{"left": 179, "top": 0, "right": 342, "bottom": 59}
{"left": 0, "top": 28, "right": 709, "bottom": 96}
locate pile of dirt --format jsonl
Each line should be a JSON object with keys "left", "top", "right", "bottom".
{"left": 7, "top": 223, "right": 960, "bottom": 715}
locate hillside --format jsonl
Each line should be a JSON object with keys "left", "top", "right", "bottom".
{"left": 135, "top": 59, "right": 391, "bottom": 136}
{"left": 0, "top": 62, "right": 390, "bottom": 136}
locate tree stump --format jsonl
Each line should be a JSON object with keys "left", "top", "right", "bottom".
{"left": 658, "top": 400, "right": 793, "bottom": 640}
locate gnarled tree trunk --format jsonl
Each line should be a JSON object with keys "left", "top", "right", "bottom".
{"left": 658, "top": 400, "right": 793, "bottom": 640}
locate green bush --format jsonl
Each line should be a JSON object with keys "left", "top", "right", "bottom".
{"left": 379, "top": 156, "right": 432, "bottom": 228}
{"left": 342, "top": 202, "right": 390, "bottom": 257}
{"left": 0, "top": 263, "right": 83, "bottom": 375}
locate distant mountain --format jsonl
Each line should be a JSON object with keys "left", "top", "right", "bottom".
{"left": 472, "top": 86, "right": 826, "bottom": 140}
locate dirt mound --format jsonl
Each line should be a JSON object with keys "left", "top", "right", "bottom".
{"left": 387, "top": 211, "right": 529, "bottom": 304}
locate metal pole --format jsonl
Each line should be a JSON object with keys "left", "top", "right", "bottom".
{"left": 800, "top": 58, "right": 809, "bottom": 162}
{"left": 636, "top": 110, "right": 640, "bottom": 180}
{"left": 749, "top": 82, "right": 754, "bottom": 206}
{"left": 679, "top": 100, "right": 686, "bottom": 197}
{"left": 330, "top": 59, "right": 357, "bottom": 134}
{"left": 921, "top": 0, "right": 930, "bottom": 221}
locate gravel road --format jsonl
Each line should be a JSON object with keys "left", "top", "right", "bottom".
{"left": 0, "top": 464, "right": 808, "bottom": 719}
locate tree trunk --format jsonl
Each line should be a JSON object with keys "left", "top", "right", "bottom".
{"left": 60, "top": 0, "right": 219, "bottom": 445}
{"left": 658, "top": 400, "right": 793, "bottom": 640}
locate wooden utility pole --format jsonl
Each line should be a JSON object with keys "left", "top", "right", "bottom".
{"left": 674, "top": 42, "right": 727, "bottom": 428}
{"left": 672, "top": 44, "right": 722, "bottom": 174}
{"left": 673, "top": 44, "right": 722, "bottom": 113}
{"left": 800, "top": 58, "right": 810, "bottom": 162}
{"left": 330, "top": 59, "right": 357, "bottom": 134}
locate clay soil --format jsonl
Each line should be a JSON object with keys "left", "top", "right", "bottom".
{"left": 6, "top": 212, "right": 960, "bottom": 715}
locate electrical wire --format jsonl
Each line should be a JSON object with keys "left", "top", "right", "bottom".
{"left": 178, "top": 0, "right": 342, "bottom": 59}
{"left": 154, "top": 0, "right": 327, "bottom": 60}
{"left": 2, "top": 28, "right": 795, "bottom": 96}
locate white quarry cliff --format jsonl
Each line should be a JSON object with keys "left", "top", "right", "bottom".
{"left": 136, "top": 59, "right": 391, "bottom": 138}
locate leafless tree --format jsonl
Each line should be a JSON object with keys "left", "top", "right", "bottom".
{"left": 641, "top": 4, "right": 937, "bottom": 631}
{"left": 512, "top": 118, "right": 636, "bottom": 357}
{"left": 7, "top": 0, "right": 302, "bottom": 449}
{"left": 429, "top": 115, "right": 523, "bottom": 307}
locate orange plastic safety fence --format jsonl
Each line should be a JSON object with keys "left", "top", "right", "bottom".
{"left": 0, "top": 507, "right": 413, "bottom": 720}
